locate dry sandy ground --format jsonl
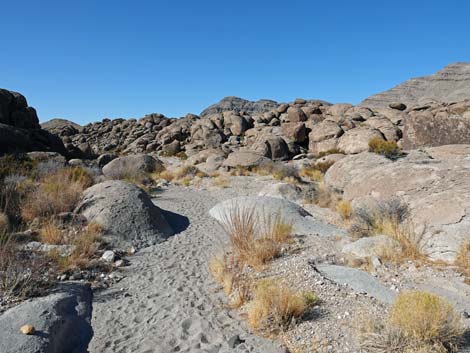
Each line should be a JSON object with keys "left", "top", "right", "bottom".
{"left": 89, "top": 179, "right": 287, "bottom": 353}
{"left": 89, "top": 176, "right": 470, "bottom": 353}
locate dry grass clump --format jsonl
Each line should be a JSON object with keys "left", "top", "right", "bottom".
{"left": 299, "top": 161, "right": 334, "bottom": 183}
{"left": 21, "top": 167, "right": 93, "bottom": 222}
{"left": 209, "top": 254, "right": 251, "bottom": 308}
{"left": 247, "top": 279, "right": 308, "bottom": 333}
{"left": 39, "top": 221, "right": 65, "bottom": 245}
{"left": 317, "top": 148, "right": 344, "bottom": 157}
{"left": 229, "top": 166, "right": 252, "bottom": 176}
{"left": 350, "top": 198, "right": 424, "bottom": 263}
{"left": 0, "top": 212, "right": 9, "bottom": 235}
{"left": 336, "top": 199, "right": 353, "bottom": 220}
{"left": 253, "top": 163, "right": 301, "bottom": 184}
{"left": 304, "top": 182, "right": 339, "bottom": 208}
{"left": 212, "top": 175, "right": 231, "bottom": 188}
{"left": 50, "top": 222, "right": 103, "bottom": 271}
{"left": 153, "top": 166, "right": 207, "bottom": 186}
{"left": 220, "top": 205, "right": 293, "bottom": 270}
{"left": 368, "top": 137, "right": 402, "bottom": 160}
{"left": 390, "top": 291, "right": 464, "bottom": 350}
{"left": 359, "top": 291, "right": 465, "bottom": 353}
{"left": 455, "top": 241, "right": 470, "bottom": 284}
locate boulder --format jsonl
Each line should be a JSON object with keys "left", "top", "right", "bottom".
{"left": 97, "top": 153, "right": 117, "bottom": 168}
{"left": 337, "top": 127, "right": 384, "bottom": 154}
{"left": 342, "top": 235, "right": 401, "bottom": 259}
{"left": 223, "top": 151, "right": 272, "bottom": 169}
{"left": 0, "top": 283, "right": 93, "bottom": 353}
{"left": 325, "top": 147, "right": 470, "bottom": 262}
{"left": 403, "top": 113, "right": 470, "bottom": 149}
{"left": 286, "top": 107, "right": 307, "bottom": 122}
{"left": 389, "top": 102, "right": 407, "bottom": 111}
{"left": 75, "top": 180, "right": 173, "bottom": 247}
{"left": 257, "top": 182, "right": 302, "bottom": 202}
{"left": 315, "top": 264, "right": 397, "bottom": 304}
{"left": 281, "top": 122, "right": 307, "bottom": 143}
{"left": 209, "top": 196, "right": 342, "bottom": 237}
{"left": 308, "top": 120, "right": 343, "bottom": 143}
{"left": 102, "top": 154, "right": 164, "bottom": 179}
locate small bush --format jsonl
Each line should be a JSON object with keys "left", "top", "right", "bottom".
{"left": 0, "top": 154, "right": 37, "bottom": 180}
{"left": 21, "top": 167, "right": 93, "bottom": 222}
{"left": 39, "top": 221, "right": 65, "bottom": 245}
{"left": 336, "top": 199, "right": 353, "bottom": 220}
{"left": 390, "top": 291, "right": 464, "bottom": 351}
{"left": 299, "top": 161, "right": 334, "bottom": 182}
{"left": 220, "top": 205, "right": 292, "bottom": 270}
{"left": 0, "top": 212, "right": 9, "bottom": 234}
{"left": 247, "top": 279, "right": 308, "bottom": 332}
{"left": 368, "top": 137, "right": 401, "bottom": 159}
{"left": 455, "top": 241, "right": 470, "bottom": 284}
{"left": 253, "top": 163, "right": 301, "bottom": 184}
{"left": 212, "top": 175, "right": 231, "bottom": 188}
{"left": 305, "top": 183, "right": 338, "bottom": 208}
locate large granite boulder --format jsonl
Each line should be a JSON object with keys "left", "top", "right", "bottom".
{"left": 403, "top": 113, "right": 470, "bottom": 149}
{"left": 200, "top": 96, "right": 278, "bottom": 117}
{"left": 102, "top": 154, "right": 164, "bottom": 179}
{"left": 337, "top": 127, "right": 384, "bottom": 154}
{"left": 0, "top": 283, "right": 93, "bottom": 353}
{"left": 75, "top": 180, "right": 173, "bottom": 247}
{"left": 325, "top": 147, "right": 470, "bottom": 262}
{"left": 223, "top": 151, "right": 272, "bottom": 168}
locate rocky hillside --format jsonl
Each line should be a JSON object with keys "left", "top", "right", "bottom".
{"left": 0, "top": 89, "right": 66, "bottom": 155}
{"left": 361, "top": 62, "right": 470, "bottom": 108}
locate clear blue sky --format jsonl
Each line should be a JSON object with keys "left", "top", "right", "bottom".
{"left": 1, "top": 0, "right": 469, "bottom": 124}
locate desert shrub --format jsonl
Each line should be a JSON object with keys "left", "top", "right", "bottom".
{"left": 368, "top": 137, "right": 401, "bottom": 159}
{"left": 212, "top": 175, "right": 231, "bottom": 188}
{"left": 0, "top": 154, "right": 37, "bottom": 180}
{"left": 0, "top": 234, "right": 51, "bottom": 297}
{"left": 229, "top": 166, "right": 252, "bottom": 176}
{"left": 390, "top": 291, "right": 464, "bottom": 352}
{"left": 455, "top": 241, "right": 470, "bottom": 283}
{"left": 247, "top": 279, "right": 308, "bottom": 332}
{"left": 304, "top": 183, "right": 338, "bottom": 208}
{"left": 175, "top": 151, "right": 188, "bottom": 160}
{"left": 36, "top": 159, "right": 65, "bottom": 178}
{"left": 220, "top": 205, "right": 293, "bottom": 270}
{"left": 0, "top": 212, "right": 9, "bottom": 234}
{"left": 350, "top": 199, "right": 423, "bottom": 262}
{"left": 299, "top": 161, "right": 334, "bottom": 182}
{"left": 254, "top": 163, "right": 301, "bottom": 184}
{"left": 317, "top": 148, "right": 344, "bottom": 158}
{"left": 209, "top": 253, "right": 250, "bottom": 307}
{"left": 39, "top": 221, "right": 66, "bottom": 245}
{"left": 51, "top": 222, "right": 103, "bottom": 271}
{"left": 21, "top": 167, "right": 93, "bottom": 222}
{"left": 0, "top": 174, "right": 31, "bottom": 224}
{"left": 336, "top": 199, "right": 353, "bottom": 220}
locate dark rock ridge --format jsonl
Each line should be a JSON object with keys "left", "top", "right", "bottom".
{"left": 200, "top": 96, "right": 279, "bottom": 117}
{"left": 360, "top": 62, "right": 470, "bottom": 108}
{"left": 0, "top": 88, "right": 66, "bottom": 155}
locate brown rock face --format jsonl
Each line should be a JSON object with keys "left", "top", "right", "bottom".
{"left": 403, "top": 113, "right": 470, "bottom": 149}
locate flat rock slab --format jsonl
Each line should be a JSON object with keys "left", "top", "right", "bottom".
{"left": 0, "top": 282, "right": 93, "bottom": 353}
{"left": 209, "top": 196, "right": 343, "bottom": 237}
{"left": 316, "top": 264, "right": 397, "bottom": 304}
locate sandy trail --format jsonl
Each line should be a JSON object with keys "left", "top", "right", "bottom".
{"left": 89, "top": 184, "right": 284, "bottom": 353}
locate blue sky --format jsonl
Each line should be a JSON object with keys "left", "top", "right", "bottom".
{"left": 1, "top": 0, "right": 469, "bottom": 124}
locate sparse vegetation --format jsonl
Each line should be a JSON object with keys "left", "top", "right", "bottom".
{"left": 317, "top": 148, "right": 345, "bottom": 158}
{"left": 336, "top": 199, "right": 353, "bottom": 220}
{"left": 212, "top": 175, "right": 231, "bottom": 188}
{"left": 350, "top": 198, "right": 424, "bottom": 263}
{"left": 219, "top": 205, "right": 292, "bottom": 270}
{"left": 39, "top": 221, "right": 65, "bottom": 245}
{"left": 359, "top": 291, "right": 465, "bottom": 353}
{"left": 21, "top": 167, "right": 93, "bottom": 222}
{"left": 247, "top": 279, "right": 308, "bottom": 333}
{"left": 368, "top": 137, "right": 402, "bottom": 159}
{"left": 455, "top": 241, "right": 470, "bottom": 284}
{"left": 299, "top": 161, "right": 334, "bottom": 182}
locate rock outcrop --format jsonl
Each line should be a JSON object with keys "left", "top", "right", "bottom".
{"left": 0, "top": 89, "right": 66, "bottom": 155}
{"left": 0, "top": 283, "right": 93, "bottom": 353}
{"left": 75, "top": 180, "right": 174, "bottom": 248}
{"left": 325, "top": 146, "right": 470, "bottom": 263}
{"left": 200, "top": 96, "right": 279, "bottom": 117}
{"left": 360, "top": 62, "right": 470, "bottom": 108}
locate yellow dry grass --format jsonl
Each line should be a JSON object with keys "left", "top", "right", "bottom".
{"left": 247, "top": 279, "right": 308, "bottom": 333}
{"left": 455, "top": 240, "right": 470, "bottom": 284}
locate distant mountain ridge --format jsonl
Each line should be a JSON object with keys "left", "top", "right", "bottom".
{"left": 360, "top": 62, "right": 470, "bottom": 108}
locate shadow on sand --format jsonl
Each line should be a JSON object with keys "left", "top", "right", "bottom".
{"left": 160, "top": 208, "right": 190, "bottom": 234}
